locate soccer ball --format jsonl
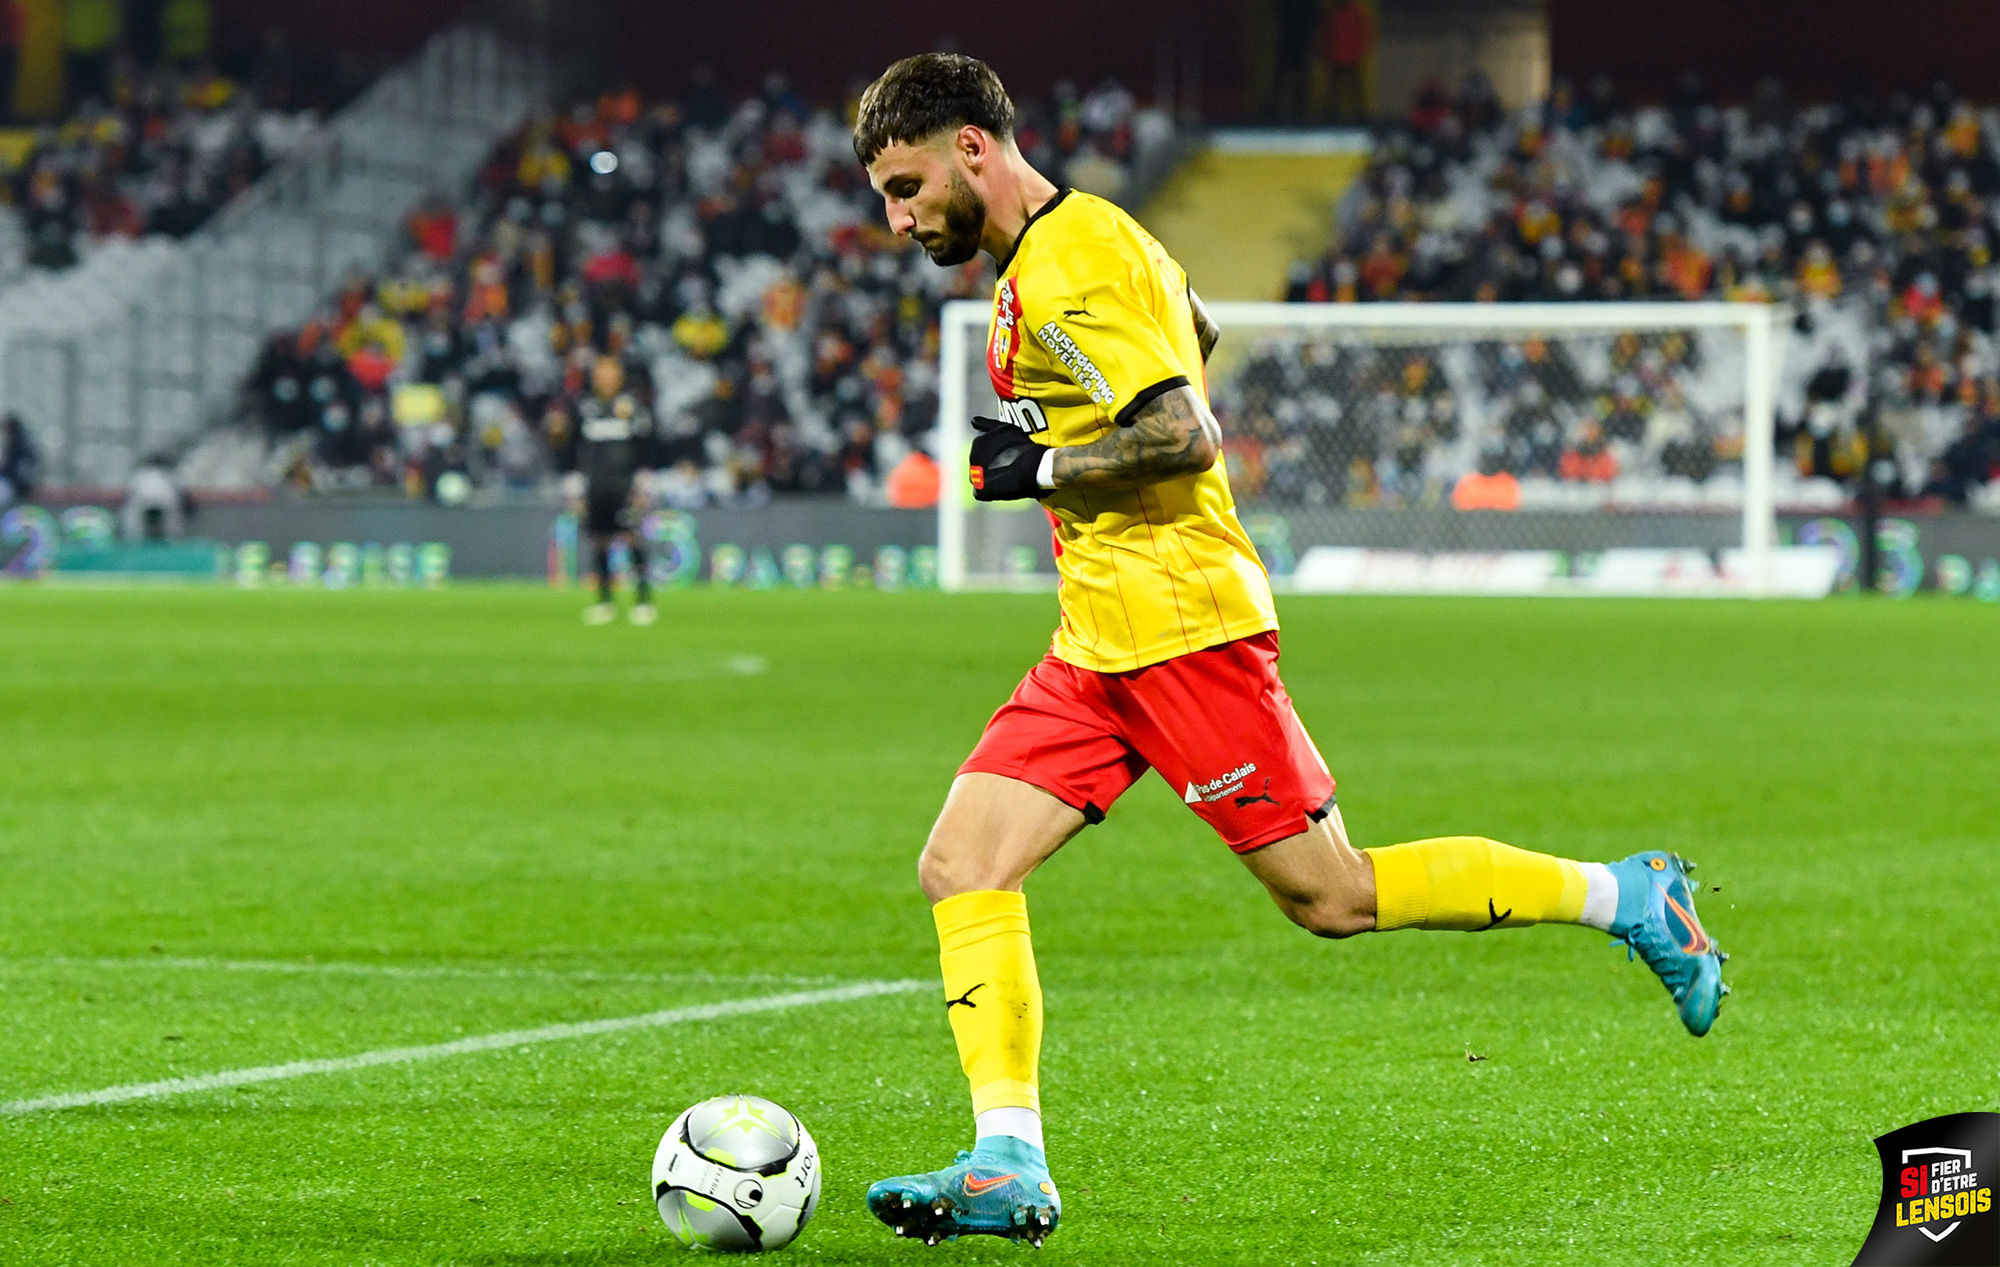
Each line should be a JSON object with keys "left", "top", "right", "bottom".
{"left": 652, "top": 1094, "right": 821, "bottom": 1252}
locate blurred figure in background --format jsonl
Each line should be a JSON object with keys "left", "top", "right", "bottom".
{"left": 63, "top": 0, "right": 120, "bottom": 107}
{"left": 161, "top": 0, "right": 212, "bottom": 72}
{"left": 0, "top": 414, "right": 39, "bottom": 505}
{"left": 122, "top": 455, "right": 185, "bottom": 541}
{"left": 1269, "top": 0, "right": 1322, "bottom": 123}
{"left": 1450, "top": 447, "right": 1521, "bottom": 510}
{"left": 884, "top": 444, "right": 940, "bottom": 509}
{"left": 1321, "top": 0, "right": 1374, "bottom": 124}
{"left": 565, "top": 356, "right": 660, "bottom": 626}
{"left": 0, "top": 0, "right": 22, "bottom": 123}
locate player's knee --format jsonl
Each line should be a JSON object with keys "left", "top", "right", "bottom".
{"left": 917, "top": 834, "right": 987, "bottom": 902}
{"left": 915, "top": 841, "right": 952, "bottom": 898}
{"left": 918, "top": 823, "right": 1029, "bottom": 902}
{"left": 1282, "top": 893, "right": 1371, "bottom": 939}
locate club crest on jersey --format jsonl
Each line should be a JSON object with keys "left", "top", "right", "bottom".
{"left": 988, "top": 278, "right": 1024, "bottom": 397}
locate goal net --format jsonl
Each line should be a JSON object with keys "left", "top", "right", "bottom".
{"left": 936, "top": 300, "right": 1834, "bottom": 597}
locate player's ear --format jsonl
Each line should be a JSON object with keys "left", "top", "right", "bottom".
{"left": 955, "top": 124, "right": 989, "bottom": 172}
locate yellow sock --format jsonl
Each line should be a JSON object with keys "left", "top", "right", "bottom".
{"left": 1366, "top": 836, "right": 1588, "bottom": 931}
{"left": 934, "top": 890, "right": 1042, "bottom": 1115}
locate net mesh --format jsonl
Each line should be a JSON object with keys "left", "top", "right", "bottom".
{"left": 943, "top": 305, "right": 1770, "bottom": 590}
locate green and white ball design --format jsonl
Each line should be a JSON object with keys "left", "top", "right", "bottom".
{"left": 652, "top": 1095, "right": 820, "bottom": 1252}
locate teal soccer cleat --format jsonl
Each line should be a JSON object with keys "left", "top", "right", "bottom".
{"left": 866, "top": 1136, "right": 1061, "bottom": 1247}
{"left": 1607, "top": 851, "right": 1730, "bottom": 1036}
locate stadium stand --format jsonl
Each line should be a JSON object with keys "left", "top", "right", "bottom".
{"left": 0, "top": 27, "right": 537, "bottom": 492}
{"left": 1283, "top": 74, "right": 2000, "bottom": 510}
{"left": 249, "top": 77, "right": 1174, "bottom": 504}
{"left": 0, "top": 34, "right": 321, "bottom": 274}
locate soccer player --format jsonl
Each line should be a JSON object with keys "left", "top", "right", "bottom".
{"left": 565, "top": 355, "right": 659, "bottom": 626}
{"left": 853, "top": 54, "right": 1729, "bottom": 1248}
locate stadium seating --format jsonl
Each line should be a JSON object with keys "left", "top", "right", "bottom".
{"left": 0, "top": 28, "right": 534, "bottom": 492}
{"left": 1285, "top": 74, "right": 2000, "bottom": 509}
{"left": 1, "top": 55, "right": 319, "bottom": 272}
{"left": 252, "top": 78, "right": 1170, "bottom": 504}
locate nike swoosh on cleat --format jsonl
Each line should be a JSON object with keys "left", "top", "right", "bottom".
{"left": 962, "top": 1173, "right": 1019, "bottom": 1195}
{"left": 1658, "top": 887, "right": 1710, "bottom": 953}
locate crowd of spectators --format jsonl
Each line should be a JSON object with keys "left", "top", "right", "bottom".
{"left": 247, "top": 72, "right": 1169, "bottom": 505}
{"left": 1279, "top": 71, "right": 2000, "bottom": 511}
{"left": 1, "top": 8, "right": 323, "bottom": 271}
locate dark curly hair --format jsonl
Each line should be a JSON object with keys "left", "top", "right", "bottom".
{"left": 852, "top": 53, "right": 1015, "bottom": 166}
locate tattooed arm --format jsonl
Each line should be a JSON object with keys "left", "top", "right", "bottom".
{"left": 1187, "top": 286, "right": 1221, "bottom": 363}
{"left": 1048, "top": 385, "right": 1222, "bottom": 492}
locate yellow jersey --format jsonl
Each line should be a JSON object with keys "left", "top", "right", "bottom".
{"left": 986, "top": 189, "right": 1277, "bottom": 673}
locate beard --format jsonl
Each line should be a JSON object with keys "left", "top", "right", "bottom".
{"left": 917, "top": 171, "right": 987, "bottom": 266}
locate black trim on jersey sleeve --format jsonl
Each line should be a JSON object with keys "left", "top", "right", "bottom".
{"left": 1113, "top": 375, "right": 1192, "bottom": 428}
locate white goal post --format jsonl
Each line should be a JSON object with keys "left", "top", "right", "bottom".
{"left": 936, "top": 299, "right": 1807, "bottom": 597}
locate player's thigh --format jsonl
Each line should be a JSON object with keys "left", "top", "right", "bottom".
{"left": 1118, "top": 632, "right": 1336, "bottom": 853}
{"left": 1235, "top": 805, "right": 1377, "bottom": 938}
{"left": 926, "top": 655, "right": 1148, "bottom": 902}
{"left": 920, "top": 772, "right": 1088, "bottom": 902}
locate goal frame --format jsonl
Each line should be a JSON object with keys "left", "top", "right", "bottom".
{"left": 936, "top": 299, "right": 1781, "bottom": 595}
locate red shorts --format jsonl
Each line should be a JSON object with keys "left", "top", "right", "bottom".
{"left": 959, "top": 631, "right": 1336, "bottom": 853}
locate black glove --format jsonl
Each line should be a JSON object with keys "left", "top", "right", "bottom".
{"left": 968, "top": 415, "right": 1046, "bottom": 502}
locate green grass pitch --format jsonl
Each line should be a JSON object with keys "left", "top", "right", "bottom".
{"left": 2, "top": 584, "right": 1995, "bottom": 1265}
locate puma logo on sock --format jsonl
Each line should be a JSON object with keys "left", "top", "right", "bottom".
{"left": 946, "top": 983, "right": 986, "bottom": 1010}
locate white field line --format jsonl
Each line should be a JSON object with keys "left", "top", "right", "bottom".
{"left": 2, "top": 955, "right": 839, "bottom": 987}
{"left": 2, "top": 979, "right": 927, "bottom": 1116}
